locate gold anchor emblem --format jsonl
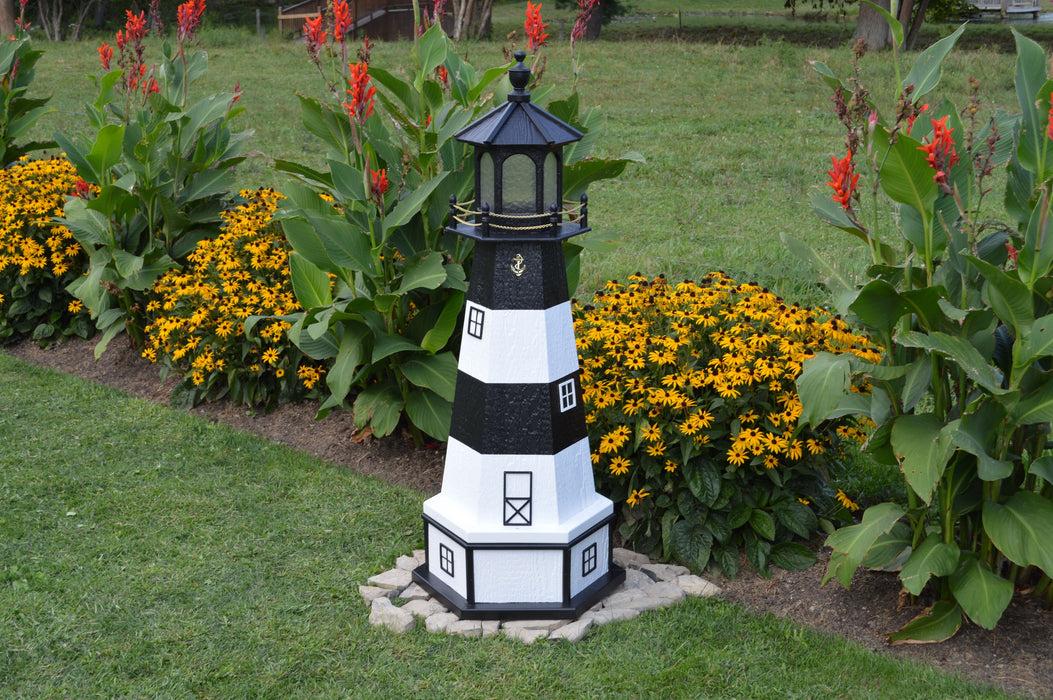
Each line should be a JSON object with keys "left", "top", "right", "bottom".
{"left": 510, "top": 254, "right": 526, "bottom": 277}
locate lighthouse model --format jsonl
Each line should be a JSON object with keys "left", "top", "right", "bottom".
{"left": 412, "top": 52, "right": 624, "bottom": 619}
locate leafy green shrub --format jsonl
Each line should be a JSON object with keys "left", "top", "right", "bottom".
{"left": 0, "top": 20, "right": 57, "bottom": 166}
{"left": 0, "top": 156, "right": 92, "bottom": 344}
{"left": 575, "top": 272, "right": 879, "bottom": 577}
{"left": 143, "top": 188, "right": 329, "bottom": 408}
{"left": 58, "top": 3, "right": 251, "bottom": 358}
{"left": 795, "top": 23, "right": 1053, "bottom": 641}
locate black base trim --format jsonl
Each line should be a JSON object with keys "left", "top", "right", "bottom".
{"left": 412, "top": 563, "right": 625, "bottom": 621}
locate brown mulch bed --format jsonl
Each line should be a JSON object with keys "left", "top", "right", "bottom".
{"left": 4, "top": 335, "right": 1051, "bottom": 699}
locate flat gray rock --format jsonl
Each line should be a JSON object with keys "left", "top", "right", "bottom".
{"left": 613, "top": 547, "right": 651, "bottom": 569}
{"left": 398, "top": 582, "right": 431, "bottom": 602}
{"left": 548, "top": 618, "right": 594, "bottom": 642}
{"left": 678, "top": 574, "right": 721, "bottom": 598}
{"left": 369, "top": 597, "right": 415, "bottom": 633}
{"left": 502, "top": 618, "right": 565, "bottom": 633}
{"left": 367, "top": 568, "right": 412, "bottom": 591}
{"left": 402, "top": 598, "right": 448, "bottom": 619}
{"left": 358, "top": 585, "right": 396, "bottom": 603}
{"left": 395, "top": 555, "right": 420, "bottom": 571}
{"left": 425, "top": 612, "right": 459, "bottom": 633}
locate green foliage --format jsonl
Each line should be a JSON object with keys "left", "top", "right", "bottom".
{"left": 576, "top": 273, "right": 878, "bottom": 577}
{"left": 0, "top": 157, "right": 92, "bottom": 344}
{"left": 278, "top": 22, "right": 636, "bottom": 443}
{"left": 0, "top": 33, "right": 56, "bottom": 166}
{"left": 795, "top": 23, "right": 1053, "bottom": 640}
{"left": 57, "top": 23, "right": 251, "bottom": 358}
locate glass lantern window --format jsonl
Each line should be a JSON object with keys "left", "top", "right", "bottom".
{"left": 479, "top": 152, "right": 495, "bottom": 211}
{"left": 544, "top": 152, "right": 558, "bottom": 211}
{"left": 502, "top": 154, "right": 536, "bottom": 214}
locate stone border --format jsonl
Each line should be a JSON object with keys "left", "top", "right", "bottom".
{"left": 361, "top": 547, "right": 721, "bottom": 643}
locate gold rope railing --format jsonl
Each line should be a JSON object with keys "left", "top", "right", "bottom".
{"left": 449, "top": 197, "right": 588, "bottom": 233}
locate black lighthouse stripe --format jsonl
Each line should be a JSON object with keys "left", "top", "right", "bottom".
{"left": 449, "top": 370, "right": 587, "bottom": 455}
{"left": 467, "top": 241, "right": 570, "bottom": 311}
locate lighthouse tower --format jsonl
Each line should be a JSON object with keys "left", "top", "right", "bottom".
{"left": 412, "top": 52, "right": 624, "bottom": 619}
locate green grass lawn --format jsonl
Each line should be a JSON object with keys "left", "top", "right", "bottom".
{"left": 0, "top": 352, "right": 1015, "bottom": 698}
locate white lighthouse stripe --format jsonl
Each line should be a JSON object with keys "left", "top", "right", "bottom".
{"left": 422, "top": 437, "right": 613, "bottom": 544}
{"left": 458, "top": 300, "right": 579, "bottom": 383}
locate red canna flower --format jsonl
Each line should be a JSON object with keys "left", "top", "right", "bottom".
{"left": 98, "top": 42, "right": 113, "bottom": 70}
{"left": 918, "top": 116, "right": 959, "bottom": 192}
{"left": 906, "top": 103, "right": 928, "bottom": 136}
{"left": 1047, "top": 91, "right": 1053, "bottom": 141}
{"left": 827, "top": 149, "right": 858, "bottom": 211}
{"left": 370, "top": 167, "right": 390, "bottom": 207}
{"left": 177, "top": 0, "right": 207, "bottom": 42}
{"left": 342, "top": 61, "right": 376, "bottom": 126}
{"left": 332, "top": 0, "right": 353, "bottom": 44}
{"left": 72, "top": 178, "right": 93, "bottom": 199}
{"left": 571, "top": 0, "right": 597, "bottom": 46}
{"left": 436, "top": 65, "right": 448, "bottom": 86}
{"left": 1006, "top": 241, "right": 1019, "bottom": 267}
{"left": 524, "top": 1, "right": 549, "bottom": 51}
{"left": 124, "top": 10, "right": 149, "bottom": 44}
{"left": 304, "top": 14, "right": 327, "bottom": 62}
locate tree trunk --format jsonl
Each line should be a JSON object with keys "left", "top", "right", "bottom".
{"left": 853, "top": 0, "right": 892, "bottom": 51}
{"left": 450, "top": 0, "right": 491, "bottom": 41}
{"left": 903, "top": 0, "right": 931, "bottom": 51}
{"left": 584, "top": 0, "right": 602, "bottom": 40}
{"left": 0, "top": 0, "right": 14, "bottom": 37}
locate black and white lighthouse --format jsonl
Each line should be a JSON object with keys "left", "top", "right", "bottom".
{"left": 412, "top": 51, "right": 624, "bottom": 619}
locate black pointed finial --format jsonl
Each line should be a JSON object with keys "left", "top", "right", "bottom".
{"left": 508, "top": 50, "right": 530, "bottom": 103}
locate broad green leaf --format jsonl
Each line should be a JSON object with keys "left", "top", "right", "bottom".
{"left": 809, "top": 60, "right": 844, "bottom": 92}
{"left": 875, "top": 126, "right": 937, "bottom": 216}
{"left": 850, "top": 279, "right": 909, "bottom": 339}
{"left": 796, "top": 352, "right": 852, "bottom": 428}
{"left": 281, "top": 217, "right": 338, "bottom": 276}
{"left": 297, "top": 94, "right": 353, "bottom": 156}
{"left": 898, "top": 538, "right": 960, "bottom": 596}
{"left": 324, "top": 330, "right": 365, "bottom": 405}
{"left": 904, "top": 24, "right": 966, "bottom": 98}
{"left": 773, "top": 500, "right": 818, "bottom": 539}
{"left": 769, "top": 542, "right": 816, "bottom": 571}
{"left": 111, "top": 250, "right": 143, "bottom": 279}
{"left": 1013, "top": 29, "right": 1053, "bottom": 180}
{"left": 861, "top": 522, "right": 912, "bottom": 571}
{"left": 382, "top": 174, "right": 447, "bottom": 238}
{"left": 310, "top": 210, "right": 375, "bottom": 275}
{"left": 983, "top": 491, "right": 1053, "bottom": 576}
{"left": 372, "top": 333, "right": 421, "bottom": 363}
{"left": 891, "top": 413, "right": 956, "bottom": 503}
{"left": 417, "top": 23, "right": 449, "bottom": 81}
{"left": 1010, "top": 378, "right": 1053, "bottom": 425}
{"left": 562, "top": 155, "right": 641, "bottom": 201}
{"left": 682, "top": 458, "right": 721, "bottom": 507}
{"left": 748, "top": 509, "right": 776, "bottom": 541}
{"left": 1030, "top": 456, "right": 1053, "bottom": 485}
{"left": 966, "top": 256, "right": 1034, "bottom": 339}
{"left": 888, "top": 601, "right": 962, "bottom": 645}
{"left": 951, "top": 418, "right": 1012, "bottom": 481}
{"left": 421, "top": 290, "right": 464, "bottom": 354}
{"left": 328, "top": 159, "right": 366, "bottom": 202}
{"left": 368, "top": 66, "right": 420, "bottom": 116}
{"left": 405, "top": 388, "right": 452, "bottom": 442}
{"left": 1017, "top": 191, "right": 1053, "bottom": 290}
{"left": 398, "top": 252, "right": 447, "bottom": 294}
{"left": 902, "top": 355, "right": 933, "bottom": 414}
{"left": 671, "top": 519, "right": 713, "bottom": 573}
{"left": 824, "top": 502, "right": 906, "bottom": 588}
{"left": 289, "top": 252, "right": 333, "bottom": 309}
{"left": 353, "top": 383, "right": 404, "bottom": 437}
{"left": 86, "top": 123, "right": 126, "bottom": 177}
{"left": 897, "top": 330, "right": 1004, "bottom": 396}
{"left": 400, "top": 352, "right": 458, "bottom": 402}
{"left": 1015, "top": 312, "right": 1053, "bottom": 370}
{"left": 948, "top": 555, "right": 1013, "bottom": 630}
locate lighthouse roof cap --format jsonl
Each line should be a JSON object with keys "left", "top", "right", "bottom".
{"left": 454, "top": 50, "right": 583, "bottom": 148}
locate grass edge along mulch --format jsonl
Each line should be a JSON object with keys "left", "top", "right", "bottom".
{"left": 0, "top": 351, "right": 1014, "bottom": 699}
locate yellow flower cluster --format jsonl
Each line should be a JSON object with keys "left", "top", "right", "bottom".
{"left": 575, "top": 272, "right": 878, "bottom": 508}
{"left": 143, "top": 189, "right": 327, "bottom": 401}
{"left": 0, "top": 156, "right": 84, "bottom": 279}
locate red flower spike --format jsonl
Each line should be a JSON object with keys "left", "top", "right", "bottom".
{"left": 177, "top": 0, "right": 207, "bottom": 42}
{"left": 343, "top": 61, "right": 375, "bottom": 127}
{"left": 98, "top": 42, "right": 114, "bottom": 70}
{"left": 906, "top": 103, "right": 928, "bottom": 136}
{"left": 124, "top": 10, "right": 148, "bottom": 44}
{"left": 826, "top": 149, "right": 858, "bottom": 211}
{"left": 370, "top": 168, "right": 390, "bottom": 207}
{"left": 524, "top": 1, "right": 549, "bottom": 51}
{"left": 304, "top": 14, "right": 327, "bottom": 58}
{"left": 571, "top": 0, "right": 597, "bottom": 46}
{"left": 1047, "top": 91, "right": 1053, "bottom": 141}
{"left": 333, "top": 0, "right": 353, "bottom": 44}
{"left": 918, "top": 116, "right": 959, "bottom": 192}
